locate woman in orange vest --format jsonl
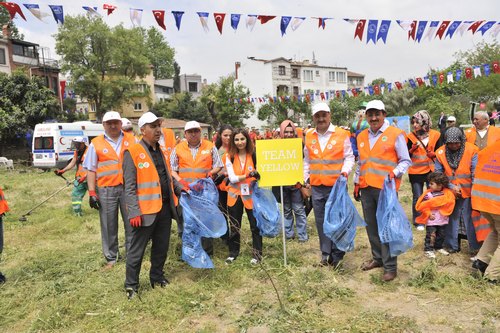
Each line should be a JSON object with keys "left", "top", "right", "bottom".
{"left": 0, "top": 186, "right": 9, "bottom": 283}
{"left": 407, "top": 110, "right": 441, "bottom": 231}
{"left": 224, "top": 128, "right": 262, "bottom": 265}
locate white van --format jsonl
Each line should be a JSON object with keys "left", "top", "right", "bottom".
{"left": 32, "top": 122, "right": 104, "bottom": 169}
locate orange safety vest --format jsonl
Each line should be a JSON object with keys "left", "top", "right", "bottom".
{"left": 227, "top": 153, "right": 255, "bottom": 209}
{"left": 471, "top": 210, "right": 491, "bottom": 242}
{"left": 176, "top": 140, "right": 214, "bottom": 184}
{"left": 465, "top": 126, "right": 500, "bottom": 150}
{"left": 0, "top": 187, "right": 9, "bottom": 215}
{"left": 435, "top": 142, "right": 478, "bottom": 198}
{"left": 471, "top": 139, "right": 500, "bottom": 215}
{"left": 93, "top": 131, "right": 136, "bottom": 187}
{"left": 75, "top": 147, "right": 88, "bottom": 179}
{"left": 415, "top": 188, "right": 456, "bottom": 225}
{"left": 296, "top": 127, "right": 303, "bottom": 139}
{"left": 305, "top": 128, "right": 349, "bottom": 186}
{"left": 161, "top": 128, "right": 176, "bottom": 154}
{"left": 218, "top": 152, "right": 229, "bottom": 192}
{"left": 407, "top": 129, "right": 440, "bottom": 175}
{"left": 357, "top": 126, "right": 403, "bottom": 190}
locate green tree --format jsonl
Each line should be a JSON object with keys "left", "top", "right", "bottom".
{"left": 143, "top": 27, "right": 175, "bottom": 79}
{"left": 382, "top": 87, "right": 417, "bottom": 116}
{"left": 258, "top": 97, "right": 310, "bottom": 127}
{"left": 173, "top": 61, "right": 181, "bottom": 93}
{"left": 155, "top": 92, "right": 210, "bottom": 123}
{"left": 0, "top": 7, "right": 24, "bottom": 40}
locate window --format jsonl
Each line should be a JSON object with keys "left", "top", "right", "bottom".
{"left": 292, "top": 68, "right": 298, "bottom": 78}
{"left": 134, "top": 102, "right": 142, "bottom": 110}
{"left": 336, "top": 72, "right": 347, "bottom": 83}
{"left": 329, "top": 71, "right": 335, "bottom": 81}
{"left": 278, "top": 65, "right": 286, "bottom": 75}
{"left": 303, "top": 70, "right": 313, "bottom": 81}
{"left": 0, "top": 48, "right": 5, "bottom": 65}
{"left": 34, "top": 137, "right": 54, "bottom": 150}
{"left": 188, "top": 82, "right": 198, "bottom": 92}
{"left": 52, "top": 77, "right": 59, "bottom": 96}
{"left": 315, "top": 70, "right": 320, "bottom": 77}
{"left": 136, "top": 84, "right": 147, "bottom": 92}
{"left": 293, "top": 86, "right": 299, "bottom": 96}
{"left": 12, "top": 44, "right": 36, "bottom": 58}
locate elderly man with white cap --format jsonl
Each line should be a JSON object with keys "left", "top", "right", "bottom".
{"left": 303, "top": 102, "right": 355, "bottom": 268}
{"left": 122, "top": 112, "right": 182, "bottom": 299}
{"left": 353, "top": 100, "right": 411, "bottom": 282}
{"left": 170, "top": 120, "right": 223, "bottom": 256}
{"left": 82, "top": 111, "right": 137, "bottom": 269}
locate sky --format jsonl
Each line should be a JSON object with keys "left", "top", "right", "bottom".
{"left": 12, "top": 0, "right": 500, "bottom": 87}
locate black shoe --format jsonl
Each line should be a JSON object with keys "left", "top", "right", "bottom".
{"left": 472, "top": 259, "right": 489, "bottom": 275}
{"left": 0, "top": 272, "right": 5, "bottom": 284}
{"left": 150, "top": 278, "right": 169, "bottom": 289}
{"left": 126, "top": 288, "right": 136, "bottom": 300}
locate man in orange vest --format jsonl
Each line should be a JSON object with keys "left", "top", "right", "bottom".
{"left": 304, "top": 102, "right": 355, "bottom": 268}
{"left": 353, "top": 100, "right": 412, "bottom": 282}
{"left": 122, "top": 112, "right": 182, "bottom": 299}
{"left": 170, "top": 121, "right": 223, "bottom": 256}
{"left": 471, "top": 140, "right": 500, "bottom": 283}
{"left": 0, "top": 187, "right": 9, "bottom": 283}
{"left": 465, "top": 111, "right": 500, "bottom": 151}
{"left": 54, "top": 137, "right": 89, "bottom": 216}
{"left": 83, "top": 111, "right": 137, "bottom": 269}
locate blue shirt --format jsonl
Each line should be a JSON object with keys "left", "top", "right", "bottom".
{"left": 83, "top": 132, "right": 124, "bottom": 172}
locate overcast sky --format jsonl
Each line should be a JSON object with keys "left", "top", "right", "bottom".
{"left": 15, "top": 0, "right": 500, "bottom": 85}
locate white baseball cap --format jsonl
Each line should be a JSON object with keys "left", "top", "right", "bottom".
{"left": 138, "top": 112, "right": 160, "bottom": 128}
{"left": 365, "top": 100, "right": 385, "bottom": 112}
{"left": 72, "top": 136, "right": 86, "bottom": 143}
{"left": 312, "top": 102, "right": 330, "bottom": 116}
{"left": 447, "top": 116, "right": 456, "bottom": 122}
{"left": 121, "top": 117, "right": 132, "bottom": 129}
{"left": 102, "top": 111, "right": 122, "bottom": 122}
{"left": 184, "top": 121, "right": 201, "bottom": 131}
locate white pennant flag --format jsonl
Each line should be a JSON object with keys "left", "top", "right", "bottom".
{"left": 490, "top": 22, "right": 500, "bottom": 38}
{"left": 424, "top": 21, "right": 440, "bottom": 41}
{"left": 130, "top": 8, "right": 143, "bottom": 27}
{"left": 246, "top": 15, "right": 257, "bottom": 31}
{"left": 473, "top": 66, "right": 482, "bottom": 78}
{"left": 196, "top": 12, "right": 210, "bottom": 32}
{"left": 290, "top": 17, "right": 306, "bottom": 31}
{"left": 23, "top": 4, "right": 50, "bottom": 22}
{"left": 83, "top": 6, "right": 100, "bottom": 18}
{"left": 396, "top": 20, "right": 413, "bottom": 31}
{"left": 457, "top": 21, "right": 473, "bottom": 36}
{"left": 447, "top": 72, "right": 454, "bottom": 83}
{"left": 380, "top": 85, "right": 385, "bottom": 95}
{"left": 424, "top": 77, "right": 431, "bottom": 86}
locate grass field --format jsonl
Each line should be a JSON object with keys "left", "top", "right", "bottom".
{"left": 0, "top": 167, "right": 499, "bottom": 332}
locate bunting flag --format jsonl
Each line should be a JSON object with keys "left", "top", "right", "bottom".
{"left": 431, "top": 74, "right": 438, "bottom": 86}
{"left": 354, "top": 19, "right": 366, "bottom": 40}
{"left": 230, "top": 14, "right": 241, "bottom": 31}
{"left": 351, "top": 88, "right": 358, "bottom": 97}
{"left": 424, "top": 21, "right": 439, "bottom": 40}
{"left": 493, "top": 61, "right": 500, "bottom": 74}
{"left": 408, "top": 78, "right": 417, "bottom": 88}
{"left": 366, "top": 19, "right": 378, "bottom": 44}
{"left": 0, "top": 2, "right": 26, "bottom": 20}
{"left": 468, "top": 20, "right": 484, "bottom": 34}
{"left": 424, "top": 76, "right": 430, "bottom": 86}
{"left": 23, "top": 4, "right": 50, "bottom": 22}
{"left": 447, "top": 71, "right": 454, "bottom": 83}
{"left": 456, "top": 69, "right": 462, "bottom": 81}
{"left": 394, "top": 81, "right": 403, "bottom": 90}
{"left": 438, "top": 73, "right": 445, "bottom": 84}
{"left": 197, "top": 12, "right": 209, "bottom": 32}
{"left": 48, "top": 5, "right": 64, "bottom": 25}
{"left": 373, "top": 84, "right": 380, "bottom": 95}
{"left": 408, "top": 20, "right": 417, "bottom": 40}
{"left": 387, "top": 83, "right": 393, "bottom": 92}
{"left": 368, "top": 86, "right": 374, "bottom": 95}
{"left": 415, "top": 21, "right": 427, "bottom": 42}
{"left": 416, "top": 77, "right": 424, "bottom": 86}
{"left": 380, "top": 84, "right": 385, "bottom": 94}
{"left": 376, "top": 20, "right": 391, "bottom": 43}
{"left": 396, "top": 20, "right": 413, "bottom": 31}
{"left": 465, "top": 67, "right": 473, "bottom": 79}
{"left": 246, "top": 14, "right": 257, "bottom": 31}
{"left": 152, "top": 10, "right": 166, "bottom": 30}
{"left": 490, "top": 22, "right": 500, "bottom": 38}
{"left": 82, "top": 6, "right": 100, "bottom": 18}
{"left": 172, "top": 11, "right": 184, "bottom": 30}
{"left": 280, "top": 16, "right": 291, "bottom": 36}
{"left": 457, "top": 21, "right": 473, "bottom": 36}
{"left": 483, "top": 64, "right": 490, "bottom": 76}
{"left": 477, "top": 21, "right": 496, "bottom": 35}
{"left": 103, "top": 4, "right": 116, "bottom": 16}
{"left": 445, "top": 21, "right": 461, "bottom": 38}
{"left": 290, "top": 17, "right": 306, "bottom": 31}
{"left": 315, "top": 17, "right": 331, "bottom": 29}
{"left": 214, "top": 13, "right": 226, "bottom": 34}
{"left": 473, "top": 66, "right": 481, "bottom": 78}
{"left": 435, "top": 21, "right": 450, "bottom": 39}
{"left": 130, "top": 8, "right": 143, "bottom": 27}
{"left": 258, "top": 15, "right": 276, "bottom": 24}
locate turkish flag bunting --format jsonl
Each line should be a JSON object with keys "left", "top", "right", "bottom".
{"left": 214, "top": 13, "right": 226, "bottom": 34}
{"left": 257, "top": 15, "right": 276, "bottom": 24}
{"left": 0, "top": 2, "right": 26, "bottom": 20}
{"left": 416, "top": 77, "right": 424, "bottom": 86}
{"left": 374, "top": 85, "right": 380, "bottom": 95}
{"left": 320, "top": 92, "right": 325, "bottom": 100}
{"left": 152, "top": 10, "right": 166, "bottom": 30}
{"left": 435, "top": 21, "right": 450, "bottom": 39}
{"left": 336, "top": 91, "right": 341, "bottom": 99}
{"left": 468, "top": 20, "right": 484, "bottom": 34}
{"left": 103, "top": 4, "right": 116, "bottom": 16}
{"left": 465, "top": 67, "right": 473, "bottom": 79}
{"left": 438, "top": 73, "right": 445, "bottom": 84}
{"left": 280, "top": 96, "right": 285, "bottom": 102}
{"left": 408, "top": 20, "right": 417, "bottom": 40}
{"left": 354, "top": 19, "right": 366, "bottom": 40}
{"left": 351, "top": 88, "right": 358, "bottom": 97}
{"left": 395, "top": 81, "right": 403, "bottom": 90}
{"left": 493, "top": 61, "right": 500, "bottom": 74}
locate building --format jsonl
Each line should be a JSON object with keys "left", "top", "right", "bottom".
{"left": 155, "top": 78, "right": 174, "bottom": 102}
{"left": 347, "top": 71, "right": 365, "bottom": 90}
{"left": 161, "top": 118, "right": 211, "bottom": 139}
{"left": 179, "top": 74, "right": 205, "bottom": 99}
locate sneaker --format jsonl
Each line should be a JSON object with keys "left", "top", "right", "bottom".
{"left": 125, "top": 288, "right": 136, "bottom": 300}
{"left": 470, "top": 255, "right": 477, "bottom": 262}
{"left": 416, "top": 225, "right": 425, "bottom": 231}
{"left": 437, "top": 249, "right": 450, "bottom": 256}
{"left": 225, "top": 257, "right": 235, "bottom": 265}
{"left": 250, "top": 258, "right": 260, "bottom": 265}
{"left": 425, "top": 251, "right": 436, "bottom": 259}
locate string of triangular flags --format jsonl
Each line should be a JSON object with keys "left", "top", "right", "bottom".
{"left": 229, "top": 60, "right": 500, "bottom": 105}
{"left": 0, "top": 2, "right": 499, "bottom": 41}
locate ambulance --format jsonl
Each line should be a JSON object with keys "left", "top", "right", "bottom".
{"left": 32, "top": 122, "right": 104, "bottom": 169}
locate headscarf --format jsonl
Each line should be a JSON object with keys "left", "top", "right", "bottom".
{"left": 444, "top": 127, "right": 465, "bottom": 170}
{"left": 279, "top": 120, "right": 296, "bottom": 138}
{"left": 411, "top": 110, "right": 432, "bottom": 139}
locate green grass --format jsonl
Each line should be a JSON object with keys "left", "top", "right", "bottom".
{"left": 0, "top": 168, "right": 499, "bottom": 332}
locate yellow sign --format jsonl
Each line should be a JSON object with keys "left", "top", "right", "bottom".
{"left": 256, "top": 138, "right": 304, "bottom": 187}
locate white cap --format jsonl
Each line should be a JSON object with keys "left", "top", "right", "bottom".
{"left": 102, "top": 111, "right": 121, "bottom": 122}
{"left": 312, "top": 102, "right": 330, "bottom": 115}
{"left": 121, "top": 117, "right": 132, "bottom": 129}
{"left": 447, "top": 116, "right": 456, "bottom": 122}
{"left": 72, "top": 136, "right": 85, "bottom": 143}
{"left": 365, "top": 100, "right": 385, "bottom": 112}
{"left": 138, "top": 112, "right": 160, "bottom": 128}
{"left": 184, "top": 121, "right": 201, "bottom": 131}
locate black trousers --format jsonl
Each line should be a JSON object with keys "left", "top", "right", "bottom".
{"left": 227, "top": 196, "right": 262, "bottom": 259}
{"left": 424, "top": 225, "right": 446, "bottom": 251}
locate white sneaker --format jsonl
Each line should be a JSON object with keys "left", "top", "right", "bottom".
{"left": 225, "top": 257, "right": 235, "bottom": 264}
{"left": 416, "top": 225, "right": 425, "bottom": 231}
{"left": 425, "top": 251, "right": 436, "bottom": 259}
{"left": 469, "top": 255, "right": 477, "bottom": 262}
{"left": 437, "top": 249, "right": 450, "bottom": 256}
{"left": 250, "top": 258, "right": 260, "bottom": 265}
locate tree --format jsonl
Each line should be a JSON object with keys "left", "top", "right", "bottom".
{"left": 173, "top": 61, "right": 181, "bottom": 93}
{"left": 0, "top": 7, "right": 24, "bottom": 40}
{"left": 154, "top": 92, "right": 210, "bottom": 123}
{"left": 258, "top": 98, "right": 310, "bottom": 127}
{"left": 143, "top": 27, "right": 175, "bottom": 79}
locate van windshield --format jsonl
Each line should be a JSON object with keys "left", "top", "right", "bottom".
{"left": 34, "top": 137, "right": 54, "bottom": 150}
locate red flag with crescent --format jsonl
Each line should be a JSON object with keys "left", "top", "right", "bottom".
{"left": 257, "top": 15, "right": 276, "bottom": 24}
{"left": 408, "top": 20, "right": 417, "bottom": 40}
{"left": 468, "top": 20, "right": 484, "bottom": 34}
{"left": 305, "top": 94, "right": 310, "bottom": 103}
{"left": 493, "top": 61, "right": 500, "bottom": 74}
{"left": 103, "top": 4, "right": 116, "bottom": 16}
{"left": 213, "top": 13, "right": 226, "bottom": 34}
{"left": 465, "top": 67, "right": 473, "bottom": 79}
{"left": 351, "top": 88, "right": 358, "bottom": 97}
{"left": 354, "top": 19, "right": 366, "bottom": 40}
{"left": 438, "top": 73, "right": 445, "bottom": 84}
{"left": 320, "top": 92, "right": 325, "bottom": 100}
{"left": 374, "top": 85, "right": 380, "bottom": 95}
{"left": 416, "top": 77, "right": 424, "bottom": 86}
{"left": 435, "top": 21, "right": 450, "bottom": 39}
{"left": 336, "top": 91, "right": 341, "bottom": 99}
{"left": 395, "top": 81, "right": 403, "bottom": 90}
{"left": 0, "top": 2, "right": 26, "bottom": 20}
{"left": 152, "top": 10, "right": 166, "bottom": 30}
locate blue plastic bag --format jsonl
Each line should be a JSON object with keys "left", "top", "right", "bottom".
{"left": 180, "top": 178, "right": 227, "bottom": 268}
{"left": 376, "top": 178, "right": 414, "bottom": 257}
{"left": 323, "top": 175, "right": 366, "bottom": 252}
{"left": 251, "top": 182, "right": 281, "bottom": 237}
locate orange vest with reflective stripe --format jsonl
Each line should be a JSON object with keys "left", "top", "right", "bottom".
{"left": 471, "top": 139, "right": 500, "bottom": 215}
{"left": 471, "top": 210, "right": 491, "bottom": 242}
{"left": 218, "top": 152, "right": 229, "bottom": 192}
{"left": 75, "top": 147, "right": 88, "bottom": 179}
{"left": 465, "top": 126, "right": 500, "bottom": 150}
{"left": 408, "top": 129, "right": 440, "bottom": 175}
{"left": 93, "top": 131, "right": 136, "bottom": 187}
{"left": 161, "top": 128, "right": 176, "bottom": 155}
{"left": 357, "top": 126, "right": 403, "bottom": 190}
{"left": 176, "top": 140, "right": 214, "bottom": 184}
{"left": 0, "top": 188, "right": 9, "bottom": 215}
{"left": 227, "top": 153, "right": 255, "bottom": 209}
{"left": 435, "top": 142, "right": 478, "bottom": 198}
{"left": 305, "top": 128, "right": 349, "bottom": 186}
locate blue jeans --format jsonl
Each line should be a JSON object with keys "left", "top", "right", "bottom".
{"left": 411, "top": 181, "right": 425, "bottom": 226}
{"left": 444, "top": 197, "right": 480, "bottom": 252}
{"left": 283, "top": 187, "right": 308, "bottom": 241}
{"left": 0, "top": 215, "right": 3, "bottom": 254}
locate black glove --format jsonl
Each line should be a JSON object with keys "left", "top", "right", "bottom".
{"left": 213, "top": 173, "right": 225, "bottom": 186}
{"left": 248, "top": 170, "right": 261, "bottom": 180}
{"left": 89, "top": 190, "right": 101, "bottom": 210}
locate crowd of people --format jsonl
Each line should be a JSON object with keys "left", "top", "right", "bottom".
{"left": 0, "top": 101, "right": 499, "bottom": 298}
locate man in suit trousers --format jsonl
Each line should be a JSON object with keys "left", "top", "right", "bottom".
{"left": 122, "top": 112, "right": 182, "bottom": 300}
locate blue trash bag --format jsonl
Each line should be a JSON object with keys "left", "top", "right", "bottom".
{"left": 323, "top": 175, "right": 366, "bottom": 252}
{"left": 251, "top": 182, "right": 281, "bottom": 237}
{"left": 376, "top": 178, "right": 414, "bottom": 257}
{"left": 180, "top": 178, "right": 227, "bottom": 268}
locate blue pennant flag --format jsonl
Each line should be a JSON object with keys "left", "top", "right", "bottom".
{"left": 477, "top": 21, "right": 496, "bottom": 35}
{"left": 445, "top": 21, "right": 462, "bottom": 38}
{"left": 231, "top": 14, "right": 241, "bottom": 31}
{"left": 48, "top": 5, "right": 64, "bottom": 25}
{"left": 415, "top": 21, "right": 427, "bottom": 42}
{"left": 273, "top": 97, "right": 277, "bottom": 103}
{"left": 431, "top": 74, "right": 438, "bottom": 86}
{"left": 409, "top": 79, "right": 417, "bottom": 88}
{"left": 455, "top": 69, "right": 462, "bottom": 81}
{"left": 366, "top": 20, "right": 378, "bottom": 44}
{"left": 341, "top": 90, "right": 346, "bottom": 98}
{"left": 387, "top": 83, "right": 393, "bottom": 92}
{"left": 325, "top": 92, "right": 329, "bottom": 100}
{"left": 368, "top": 86, "right": 374, "bottom": 95}
{"left": 483, "top": 64, "right": 490, "bottom": 76}
{"left": 172, "top": 11, "right": 184, "bottom": 30}
{"left": 376, "top": 20, "right": 391, "bottom": 43}
{"left": 281, "top": 16, "right": 291, "bottom": 36}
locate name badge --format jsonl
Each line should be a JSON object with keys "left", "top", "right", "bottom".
{"left": 240, "top": 183, "right": 250, "bottom": 195}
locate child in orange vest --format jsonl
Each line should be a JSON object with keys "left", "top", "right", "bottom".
{"left": 415, "top": 172, "right": 456, "bottom": 259}
{"left": 0, "top": 187, "right": 9, "bottom": 283}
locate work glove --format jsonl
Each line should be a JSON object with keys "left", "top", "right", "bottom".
{"left": 353, "top": 184, "right": 361, "bottom": 202}
{"left": 409, "top": 144, "right": 419, "bottom": 154}
{"left": 179, "top": 179, "right": 190, "bottom": 191}
{"left": 89, "top": 190, "right": 101, "bottom": 210}
{"left": 341, "top": 172, "right": 348, "bottom": 179}
{"left": 206, "top": 171, "right": 214, "bottom": 179}
{"left": 192, "top": 182, "right": 204, "bottom": 192}
{"left": 213, "top": 173, "right": 225, "bottom": 186}
{"left": 247, "top": 170, "right": 261, "bottom": 180}
{"left": 54, "top": 169, "right": 65, "bottom": 176}
{"left": 388, "top": 171, "right": 396, "bottom": 181}
{"left": 426, "top": 151, "right": 436, "bottom": 159}
{"left": 78, "top": 175, "right": 87, "bottom": 184}
{"left": 130, "top": 216, "right": 142, "bottom": 228}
